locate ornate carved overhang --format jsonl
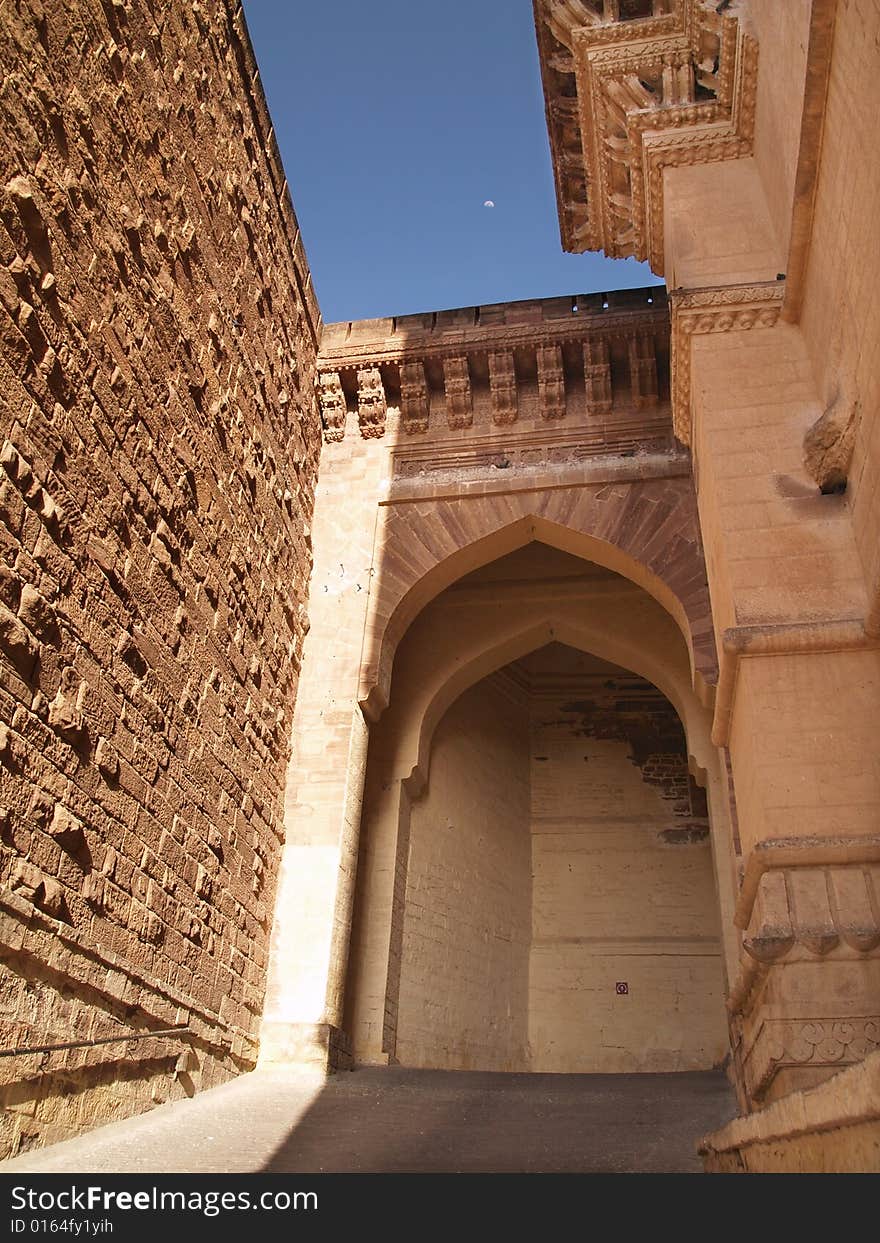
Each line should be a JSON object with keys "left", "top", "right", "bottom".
{"left": 533, "top": 0, "right": 759, "bottom": 273}
{"left": 315, "top": 288, "right": 672, "bottom": 450}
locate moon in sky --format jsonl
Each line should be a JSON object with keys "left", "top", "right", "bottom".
{"left": 483, "top": 199, "right": 495, "bottom": 208}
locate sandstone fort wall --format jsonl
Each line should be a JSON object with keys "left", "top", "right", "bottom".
{"left": 0, "top": 0, "right": 321, "bottom": 1157}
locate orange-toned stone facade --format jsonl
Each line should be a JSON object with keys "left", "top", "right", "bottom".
{"left": 2, "top": 0, "right": 879, "bottom": 1175}
{"left": 0, "top": 1, "right": 320, "bottom": 1156}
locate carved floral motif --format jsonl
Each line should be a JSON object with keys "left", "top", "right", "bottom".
{"left": 745, "top": 1018, "right": 880, "bottom": 1100}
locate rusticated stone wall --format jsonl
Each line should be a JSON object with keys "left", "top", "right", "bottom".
{"left": 0, "top": 0, "right": 321, "bottom": 1157}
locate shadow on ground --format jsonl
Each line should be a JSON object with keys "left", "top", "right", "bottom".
{"left": 259, "top": 1067, "right": 736, "bottom": 1174}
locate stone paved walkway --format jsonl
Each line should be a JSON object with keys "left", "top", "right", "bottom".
{"left": 1, "top": 1067, "right": 736, "bottom": 1174}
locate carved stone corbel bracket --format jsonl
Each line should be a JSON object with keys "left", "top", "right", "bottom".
{"left": 400, "top": 361, "right": 429, "bottom": 434}
{"left": 444, "top": 357, "right": 472, "bottom": 429}
{"left": 357, "top": 366, "right": 387, "bottom": 439}
{"left": 728, "top": 851, "right": 880, "bottom": 1103}
{"left": 317, "top": 371, "right": 346, "bottom": 443}
{"left": 537, "top": 345, "right": 566, "bottom": 420}
{"left": 488, "top": 352, "right": 518, "bottom": 425}
{"left": 534, "top": 1, "right": 760, "bottom": 268}
{"left": 741, "top": 863, "right": 880, "bottom": 965}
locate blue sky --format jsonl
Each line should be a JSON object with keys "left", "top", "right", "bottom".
{"left": 241, "top": 0, "right": 663, "bottom": 323}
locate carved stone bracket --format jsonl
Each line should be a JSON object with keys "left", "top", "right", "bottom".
{"left": 400, "top": 361, "right": 429, "bottom": 434}
{"left": 318, "top": 371, "right": 346, "bottom": 443}
{"left": 488, "top": 352, "right": 518, "bottom": 425}
{"left": 443, "top": 357, "right": 472, "bottom": 430}
{"left": 670, "top": 282, "right": 785, "bottom": 444}
{"left": 583, "top": 338, "right": 612, "bottom": 412}
{"left": 628, "top": 334, "right": 658, "bottom": 407}
{"left": 537, "top": 345, "right": 566, "bottom": 420}
{"left": 357, "top": 367, "right": 387, "bottom": 439}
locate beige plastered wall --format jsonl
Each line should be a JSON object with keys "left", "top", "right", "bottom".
{"left": 395, "top": 673, "right": 532, "bottom": 1072}
{"left": 346, "top": 549, "right": 736, "bottom": 1071}
{"left": 528, "top": 648, "right": 727, "bottom": 1074}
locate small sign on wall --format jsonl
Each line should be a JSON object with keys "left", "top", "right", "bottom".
{"left": 615, "top": 981, "right": 629, "bottom": 995}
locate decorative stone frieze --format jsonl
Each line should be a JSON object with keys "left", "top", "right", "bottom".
{"left": 316, "top": 290, "right": 670, "bottom": 445}
{"left": 744, "top": 1018, "right": 880, "bottom": 1103}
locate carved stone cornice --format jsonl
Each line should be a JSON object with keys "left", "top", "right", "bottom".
{"left": 316, "top": 291, "right": 670, "bottom": 442}
{"left": 534, "top": 0, "right": 759, "bottom": 271}
{"left": 670, "top": 281, "right": 785, "bottom": 444}
{"left": 318, "top": 300, "right": 667, "bottom": 372}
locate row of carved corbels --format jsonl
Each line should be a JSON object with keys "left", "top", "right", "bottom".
{"left": 317, "top": 335, "right": 657, "bottom": 442}
{"left": 669, "top": 282, "right": 785, "bottom": 444}
{"left": 741, "top": 863, "right": 880, "bottom": 964}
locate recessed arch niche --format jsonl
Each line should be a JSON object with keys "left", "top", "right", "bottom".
{"left": 344, "top": 544, "right": 733, "bottom": 1073}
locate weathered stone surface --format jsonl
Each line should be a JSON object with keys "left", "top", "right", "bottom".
{"left": 0, "top": 0, "right": 321, "bottom": 1160}
{"left": 804, "top": 393, "right": 857, "bottom": 493}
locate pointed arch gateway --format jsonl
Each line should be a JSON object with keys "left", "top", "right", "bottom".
{"left": 359, "top": 486, "right": 718, "bottom": 722}
{"left": 345, "top": 537, "right": 736, "bottom": 1074}
{"left": 261, "top": 467, "right": 736, "bottom": 1077}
